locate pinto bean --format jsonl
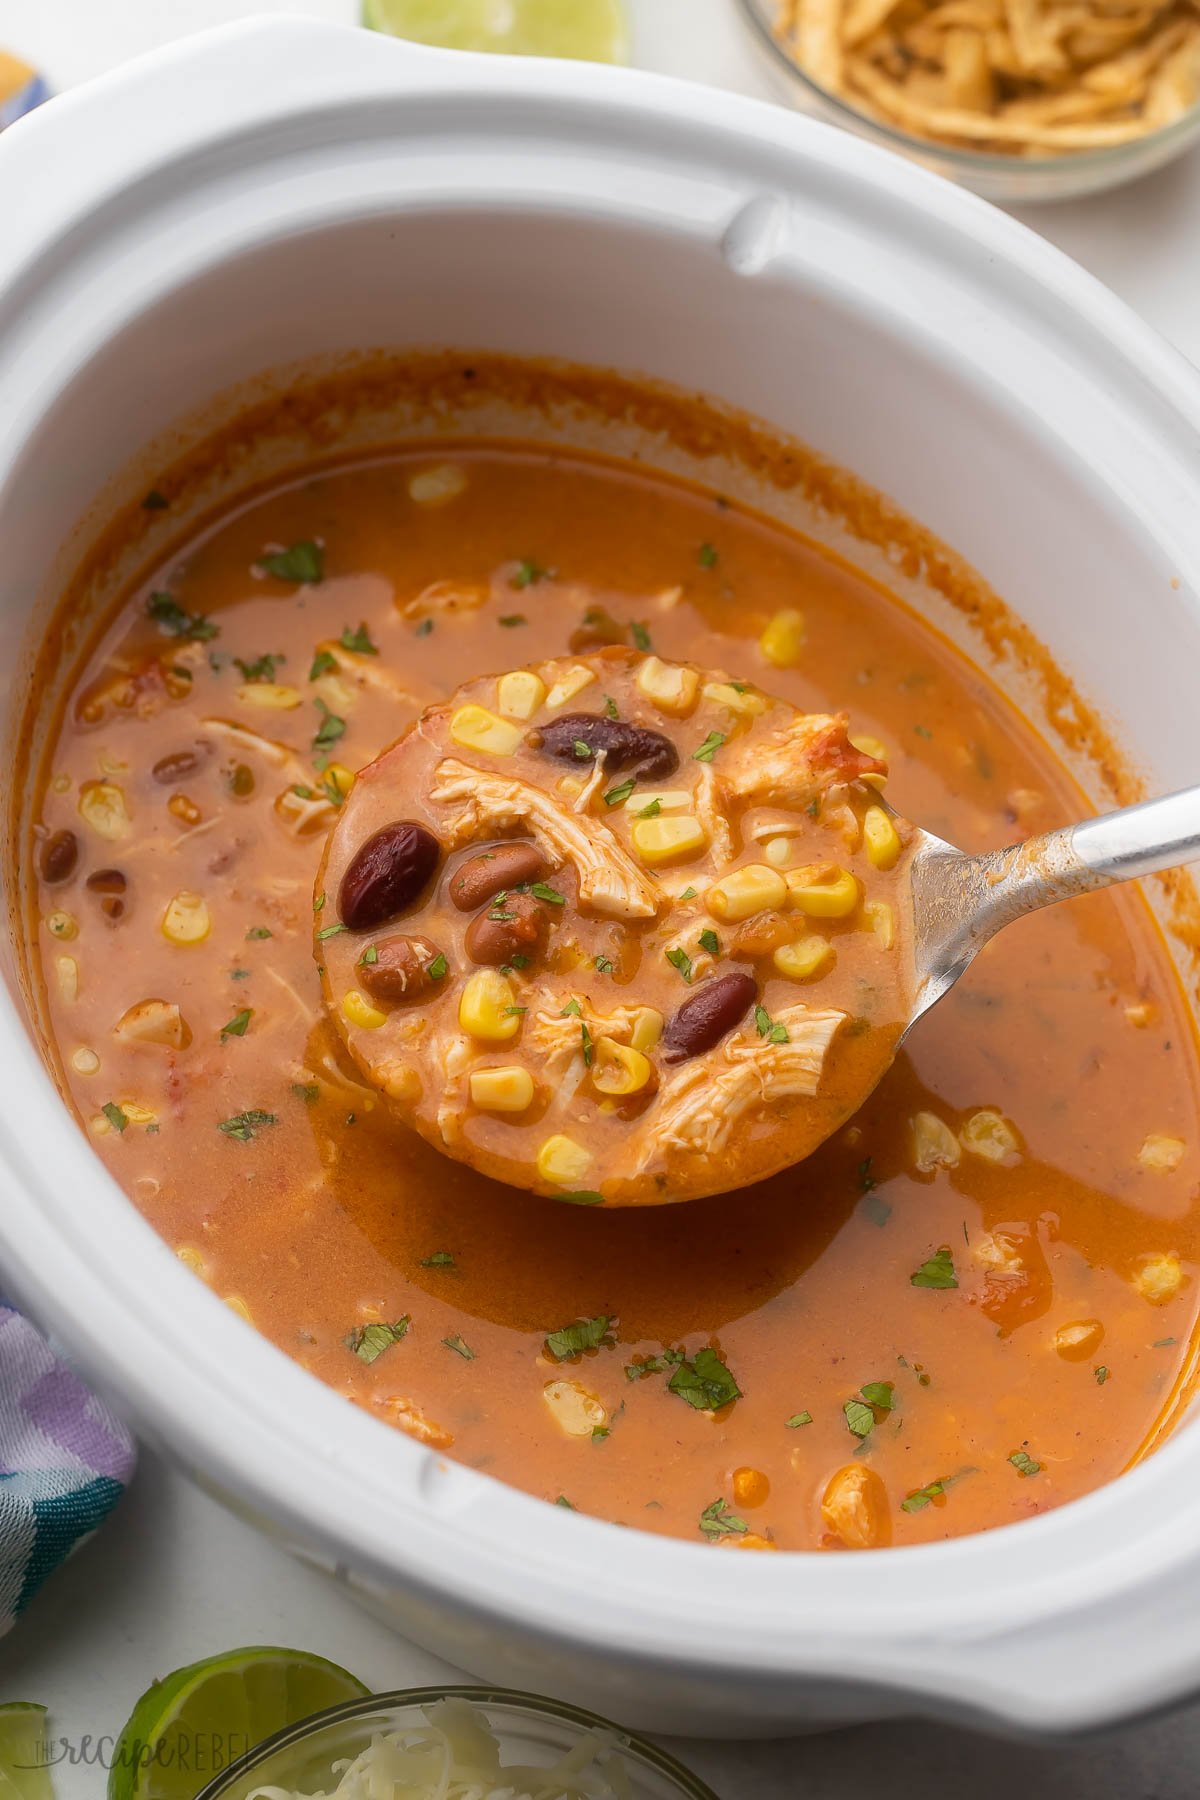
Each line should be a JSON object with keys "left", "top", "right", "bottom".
{"left": 465, "top": 892, "right": 551, "bottom": 967}
{"left": 450, "top": 842, "right": 548, "bottom": 913}
{"left": 152, "top": 744, "right": 207, "bottom": 785}
{"left": 339, "top": 821, "right": 440, "bottom": 931}
{"left": 359, "top": 934, "right": 445, "bottom": 1004}
{"left": 662, "top": 971, "right": 757, "bottom": 1065}
{"left": 86, "top": 866, "right": 127, "bottom": 921}
{"left": 530, "top": 714, "right": 679, "bottom": 782}
{"left": 39, "top": 830, "right": 78, "bottom": 885}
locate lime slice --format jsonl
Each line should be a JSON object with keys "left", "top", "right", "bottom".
{"left": 0, "top": 1704, "right": 53, "bottom": 1800}
{"left": 363, "top": 0, "right": 629, "bottom": 63}
{"left": 107, "top": 1648, "right": 369, "bottom": 1800}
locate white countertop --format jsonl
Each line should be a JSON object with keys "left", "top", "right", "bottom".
{"left": 1, "top": 3, "right": 1200, "bottom": 1794}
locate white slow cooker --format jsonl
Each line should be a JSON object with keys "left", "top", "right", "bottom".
{"left": 3, "top": 14, "right": 1200, "bottom": 1740}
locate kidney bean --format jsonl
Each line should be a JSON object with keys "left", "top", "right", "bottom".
{"left": 339, "top": 821, "right": 440, "bottom": 931}
{"left": 662, "top": 971, "right": 757, "bottom": 1065}
{"left": 152, "top": 744, "right": 207, "bottom": 785}
{"left": 465, "top": 892, "right": 552, "bottom": 967}
{"left": 359, "top": 934, "right": 445, "bottom": 1004}
{"left": 530, "top": 714, "right": 678, "bottom": 782}
{"left": 450, "top": 842, "right": 548, "bottom": 913}
{"left": 86, "top": 867, "right": 127, "bottom": 922}
{"left": 39, "top": 829, "right": 78, "bottom": 885}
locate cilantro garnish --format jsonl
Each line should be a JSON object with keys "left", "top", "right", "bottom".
{"left": 678, "top": 886, "right": 697, "bottom": 902}
{"left": 442, "top": 1334, "right": 476, "bottom": 1360}
{"left": 421, "top": 1252, "right": 456, "bottom": 1269}
{"left": 594, "top": 955, "right": 614, "bottom": 974}
{"left": 843, "top": 1399, "right": 875, "bottom": 1439}
{"left": 545, "top": 1315, "right": 614, "bottom": 1360}
{"left": 530, "top": 882, "right": 565, "bottom": 906}
{"left": 339, "top": 622, "right": 378, "bottom": 655}
{"left": 316, "top": 922, "right": 347, "bottom": 941}
{"left": 604, "top": 696, "right": 619, "bottom": 719}
{"left": 861, "top": 1381, "right": 895, "bottom": 1410}
{"left": 580, "top": 1020, "right": 595, "bottom": 1066}
{"left": 511, "top": 558, "right": 550, "bottom": 589}
{"left": 555, "top": 1495, "right": 576, "bottom": 1510}
{"left": 1095, "top": 1365, "right": 1110, "bottom": 1385}
{"left": 218, "top": 1109, "right": 277, "bottom": 1142}
{"left": 347, "top": 1317, "right": 410, "bottom": 1365}
{"left": 698, "top": 1498, "right": 748, "bottom": 1541}
{"left": 786, "top": 1411, "right": 813, "bottom": 1429}
{"left": 560, "top": 998, "right": 582, "bottom": 1017}
{"left": 911, "top": 1247, "right": 958, "bottom": 1289}
{"left": 668, "top": 1346, "right": 741, "bottom": 1412}
{"left": 1009, "top": 1449, "right": 1041, "bottom": 1478}
{"left": 427, "top": 953, "right": 448, "bottom": 981}
{"left": 754, "top": 1004, "right": 789, "bottom": 1045}
{"left": 666, "top": 947, "right": 694, "bottom": 983}
{"left": 312, "top": 699, "right": 346, "bottom": 755}
{"left": 102, "top": 1102, "right": 129, "bottom": 1134}
{"left": 147, "top": 592, "right": 217, "bottom": 642}
{"left": 142, "top": 488, "right": 169, "bottom": 511}
{"left": 624, "top": 1350, "right": 685, "bottom": 1382}
{"left": 414, "top": 618, "right": 434, "bottom": 637}
{"left": 630, "top": 620, "right": 652, "bottom": 652}
{"left": 219, "top": 1009, "right": 252, "bottom": 1041}
{"left": 309, "top": 649, "right": 337, "bottom": 680}
{"left": 291, "top": 1083, "right": 319, "bottom": 1104}
{"left": 637, "top": 798, "right": 662, "bottom": 818}
{"left": 693, "top": 731, "right": 725, "bottom": 763}
{"left": 604, "top": 779, "right": 636, "bottom": 808}
{"left": 698, "top": 928, "right": 720, "bottom": 956}
{"left": 697, "top": 541, "right": 718, "bottom": 568}
{"left": 572, "top": 738, "right": 593, "bottom": 760}
{"left": 259, "top": 540, "right": 323, "bottom": 584}
{"left": 555, "top": 1190, "right": 605, "bottom": 1206}
{"left": 246, "top": 925, "right": 272, "bottom": 941}
{"left": 901, "top": 1480, "right": 947, "bottom": 1514}
{"left": 498, "top": 614, "right": 527, "bottom": 627}
{"left": 234, "top": 652, "right": 284, "bottom": 683}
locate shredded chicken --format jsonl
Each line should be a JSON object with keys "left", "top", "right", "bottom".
{"left": 435, "top": 1033, "right": 476, "bottom": 1147}
{"left": 695, "top": 762, "right": 735, "bottom": 868}
{"left": 313, "top": 641, "right": 431, "bottom": 709}
{"left": 430, "top": 758, "right": 660, "bottom": 919}
{"left": 721, "top": 711, "right": 882, "bottom": 810}
{"left": 642, "top": 1003, "right": 845, "bottom": 1166}
{"left": 200, "top": 717, "right": 303, "bottom": 776}
{"left": 571, "top": 748, "right": 608, "bottom": 814}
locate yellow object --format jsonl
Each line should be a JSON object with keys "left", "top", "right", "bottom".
{"left": 591, "top": 1037, "right": 653, "bottom": 1097}
{"left": 71, "top": 1047, "right": 100, "bottom": 1076}
{"left": 78, "top": 780, "right": 131, "bottom": 840}
{"left": 324, "top": 762, "right": 356, "bottom": 797}
{"left": 732, "top": 1466, "right": 770, "bottom": 1508}
{"left": 773, "top": 935, "right": 833, "bottom": 981}
{"left": 542, "top": 1379, "right": 608, "bottom": 1438}
{"left": 45, "top": 910, "right": 78, "bottom": 941}
{"left": 497, "top": 669, "right": 546, "bottom": 720}
{"left": 863, "top": 899, "right": 895, "bottom": 950}
{"left": 759, "top": 608, "right": 806, "bottom": 668}
{"left": 863, "top": 804, "right": 902, "bottom": 870}
{"left": 624, "top": 789, "right": 692, "bottom": 814}
{"left": 408, "top": 463, "right": 468, "bottom": 506}
{"left": 1138, "top": 1133, "right": 1186, "bottom": 1173}
{"left": 707, "top": 863, "right": 788, "bottom": 922}
{"left": 821, "top": 1464, "right": 890, "bottom": 1550}
{"left": 960, "top": 1109, "right": 1021, "bottom": 1162}
{"left": 764, "top": 835, "right": 793, "bottom": 868}
{"left": 236, "top": 683, "right": 302, "bottom": 710}
{"left": 544, "top": 665, "right": 596, "bottom": 709}
{"left": 176, "top": 1245, "right": 208, "bottom": 1278}
{"left": 631, "top": 815, "right": 707, "bottom": 865}
{"left": 786, "top": 864, "right": 859, "bottom": 918}
{"left": 341, "top": 989, "right": 388, "bottom": 1031}
{"left": 56, "top": 954, "right": 79, "bottom": 1002}
{"left": 167, "top": 793, "right": 202, "bottom": 828}
{"left": 469, "top": 1066, "right": 535, "bottom": 1112}
{"left": 850, "top": 732, "right": 889, "bottom": 789}
{"left": 702, "top": 681, "right": 767, "bottom": 718}
{"left": 628, "top": 1006, "right": 664, "bottom": 1053}
{"left": 116, "top": 999, "right": 188, "bottom": 1048}
{"left": 1135, "top": 1253, "right": 1184, "bottom": 1304}
{"left": 911, "top": 1110, "right": 961, "bottom": 1173}
{"left": 161, "top": 892, "right": 211, "bottom": 945}
{"left": 449, "top": 704, "right": 524, "bottom": 756}
{"left": 536, "top": 1133, "right": 593, "bottom": 1187}
{"left": 458, "top": 969, "right": 522, "bottom": 1042}
{"left": 1054, "top": 1319, "right": 1104, "bottom": 1360}
{"left": 364, "top": 0, "right": 630, "bottom": 64}
{"left": 635, "top": 656, "right": 699, "bottom": 715}
{"left": 225, "top": 1295, "right": 255, "bottom": 1325}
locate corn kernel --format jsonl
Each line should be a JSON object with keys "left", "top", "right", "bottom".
{"left": 701, "top": 864, "right": 783, "bottom": 925}
{"left": 702, "top": 681, "right": 767, "bottom": 718}
{"left": 449, "top": 704, "right": 524, "bottom": 757}
{"left": 821, "top": 1464, "right": 891, "bottom": 1549}
{"left": 379, "top": 1060, "right": 421, "bottom": 1103}
{"left": 911, "top": 1110, "right": 961, "bottom": 1173}
{"left": 863, "top": 899, "right": 895, "bottom": 950}
{"left": 591, "top": 1038, "right": 653, "bottom": 1097}
{"left": 628, "top": 1007, "right": 664, "bottom": 1053}
{"left": 850, "top": 733, "right": 889, "bottom": 790}
{"left": 236, "top": 683, "right": 302, "bottom": 710}
{"left": 71, "top": 1047, "right": 100, "bottom": 1075}
{"left": 225, "top": 1294, "right": 254, "bottom": 1325}
{"left": 1125, "top": 1001, "right": 1156, "bottom": 1029}
{"left": 635, "top": 656, "right": 699, "bottom": 716}
{"left": 1054, "top": 1319, "right": 1104, "bottom": 1361}
{"left": 459, "top": 969, "right": 522, "bottom": 1042}
{"left": 728, "top": 1533, "right": 779, "bottom": 1551}
{"left": 759, "top": 608, "right": 806, "bottom": 668}
{"left": 786, "top": 864, "right": 859, "bottom": 918}
{"left": 167, "top": 793, "right": 202, "bottom": 828}
{"left": 732, "top": 1466, "right": 770, "bottom": 1509}
{"left": 545, "top": 666, "right": 596, "bottom": 710}
{"left": 773, "top": 935, "right": 833, "bottom": 981}
{"left": 1138, "top": 1133, "right": 1185, "bottom": 1173}
{"left": 764, "top": 835, "right": 792, "bottom": 868}
{"left": 122, "top": 1101, "right": 158, "bottom": 1126}
{"left": 161, "top": 892, "right": 211, "bottom": 945}
{"left": 623, "top": 789, "right": 692, "bottom": 814}
{"left": 45, "top": 910, "right": 78, "bottom": 942}
{"left": 176, "top": 1245, "right": 208, "bottom": 1278}
{"left": 116, "top": 998, "right": 188, "bottom": 1049}
{"left": 52, "top": 772, "right": 71, "bottom": 794}
{"left": 78, "top": 780, "right": 131, "bottom": 841}
{"left": 960, "top": 1109, "right": 1021, "bottom": 1163}
{"left": 536, "top": 1133, "right": 593, "bottom": 1188}
{"left": 56, "top": 955, "right": 79, "bottom": 1003}
{"left": 408, "top": 462, "right": 467, "bottom": 506}
{"left": 863, "top": 804, "right": 902, "bottom": 871}
{"left": 542, "top": 1379, "right": 607, "bottom": 1438}
{"left": 1135, "top": 1253, "right": 1184, "bottom": 1305}
{"left": 497, "top": 669, "right": 547, "bottom": 721}
{"left": 631, "top": 815, "right": 707, "bottom": 866}
{"left": 89, "top": 1112, "right": 111, "bottom": 1137}
{"left": 470, "top": 1066, "right": 535, "bottom": 1112}
{"left": 324, "top": 762, "right": 356, "bottom": 798}
{"left": 341, "top": 989, "right": 388, "bottom": 1030}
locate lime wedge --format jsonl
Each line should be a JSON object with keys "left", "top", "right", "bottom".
{"left": 363, "top": 0, "right": 629, "bottom": 63}
{"left": 107, "top": 1648, "right": 369, "bottom": 1800}
{"left": 0, "top": 1704, "right": 54, "bottom": 1800}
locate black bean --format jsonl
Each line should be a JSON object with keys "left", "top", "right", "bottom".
{"left": 39, "top": 830, "right": 78, "bottom": 885}
{"left": 662, "top": 972, "right": 757, "bottom": 1065}
{"left": 450, "top": 842, "right": 548, "bottom": 912}
{"left": 339, "top": 821, "right": 440, "bottom": 931}
{"left": 531, "top": 714, "right": 678, "bottom": 782}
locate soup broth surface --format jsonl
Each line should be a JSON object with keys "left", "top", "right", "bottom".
{"left": 30, "top": 443, "right": 1200, "bottom": 1550}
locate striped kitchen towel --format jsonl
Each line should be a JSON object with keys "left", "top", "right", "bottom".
{"left": 0, "top": 1300, "right": 135, "bottom": 1631}
{"left": 0, "top": 52, "right": 49, "bottom": 131}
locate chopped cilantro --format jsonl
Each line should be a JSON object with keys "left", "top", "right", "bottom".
{"left": 678, "top": 886, "right": 697, "bottom": 902}
{"left": 339, "top": 622, "right": 378, "bottom": 655}
{"left": 698, "top": 928, "right": 720, "bottom": 957}
{"left": 147, "top": 592, "right": 217, "bottom": 642}
{"left": 666, "top": 947, "right": 694, "bottom": 983}
{"left": 604, "top": 695, "right": 619, "bottom": 719}
{"left": 414, "top": 618, "right": 434, "bottom": 637}
{"left": 427, "top": 953, "right": 448, "bottom": 981}
{"left": 259, "top": 540, "right": 323, "bottom": 584}
{"left": 911, "top": 1247, "right": 958, "bottom": 1289}
{"left": 229, "top": 968, "right": 250, "bottom": 982}
{"left": 530, "top": 882, "right": 565, "bottom": 906}
{"left": 560, "top": 998, "right": 582, "bottom": 1017}
{"left": 1009, "top": 1449, "right": 1041, "bottom": 1478}
{"left": 316, "top": 922, "right": 348, "bottom": 940}
{"left": 697, "top": 541, "right": 718, "bottom": 568}
{"left": 219, "top": 1009, "right": 252, "bottom": 1041}
{"left": 102, "top": 1102, "right": 129, "bottom": 1134}
{"left": 693, "top": 731, "right": 725, "bottom": 763}
{"left": 234, "top": 652, "right": 284, "bottom": 683}
{"left": 592, "top": 1426, "right": 610, "bottom": 1442}
{"left": 858, "top": 1157, "right": 877, "bottom": 1193}
{"left": 442, "top": 1333, "right": 476, "bottom": 1360}
{"left": 624, "top": 1350, "right": 685, "bottom": 1382}
{"left": 555, "top": 1495, "right": 576, "bottom": 1510}
{"left": 420, "top": 1252, "right": 456, "bottom": 1269}
{"left": 698, "top": 1498, "right": 748, "bottom": 1541}
{"left": 861, "top": 1381, "right": 895, "bottom": 1411}
{"left": 579, "top": 1020, "right": 595, "bottom": 1066}
{"left": 786, "top": 1411, "right": 813, "bottom": 1429}
{"left": 314, "top": 893, "right": 326, "bottom": 912}
{"left": 901, "top": 1480, "right": 947, "bottom": 1514}
{"left": 246, "top": 925, "right": 272, "bottom": 940}
{"left": 313, "top": 699, "right": 346, "bottom": 755}
{"left": 630, "top": 620, "right": 652, "bottom": 652}
{"left": 668, "top": 1346, "right": 741, "bottom": 1412}
{"left": 1095, "top": 1365, "right": 1110, "bottom": 1385}
{"left": 594, "top": 954, "right": 615, "bottom": 974}
{"left": 556, "top": 1190, "right": 606, "bottom": 1206}
{"left": 914, "top": 723, "right": 933, "bottom": 740}
{"left": 360, "top": 946, "right": 379, "bottom": 967}
{"left": 498, "top": 614, "right": 527, "bottom": 627}
{"left": 572, "top": 738, "right": 593, "bottom": 760}
{"left": 604, "top": 779, "right": 636, "bottom": 808}
{"left": 309, "top": 649, "right": 337, "bottom": 680}
{"left": 291, "top": 1083, "right": 319, "bottom": 1104}
{"left": 754, "top": 1004, "right": 789, "bottom": 1045}
{"left": 218, "top": 1109, "right": 277, "bottom": 1142}
{"left": 843, "top": 1399, "right": 875, "bottom": 1439}
{"left": 637, "top": 798, "right": 662, "bottom": 818}
{"left": 545, "top": 1315, "right": 614, "bottom": 1360}
{"left": 347, "top": 1317, "right": 410, "bottom": 1364}
{"left": 511, "top": 558, "right": 549, "bottom": 589}
{"left": 142, "top": 488, "right": 169, "bottom": 510}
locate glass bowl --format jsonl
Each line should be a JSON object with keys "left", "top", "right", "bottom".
{"left": 193, "top": 1687, "right": 719, "bottom": 1800}
{"left": 735, "top": 0, "right": 1200, "bottom": 201}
